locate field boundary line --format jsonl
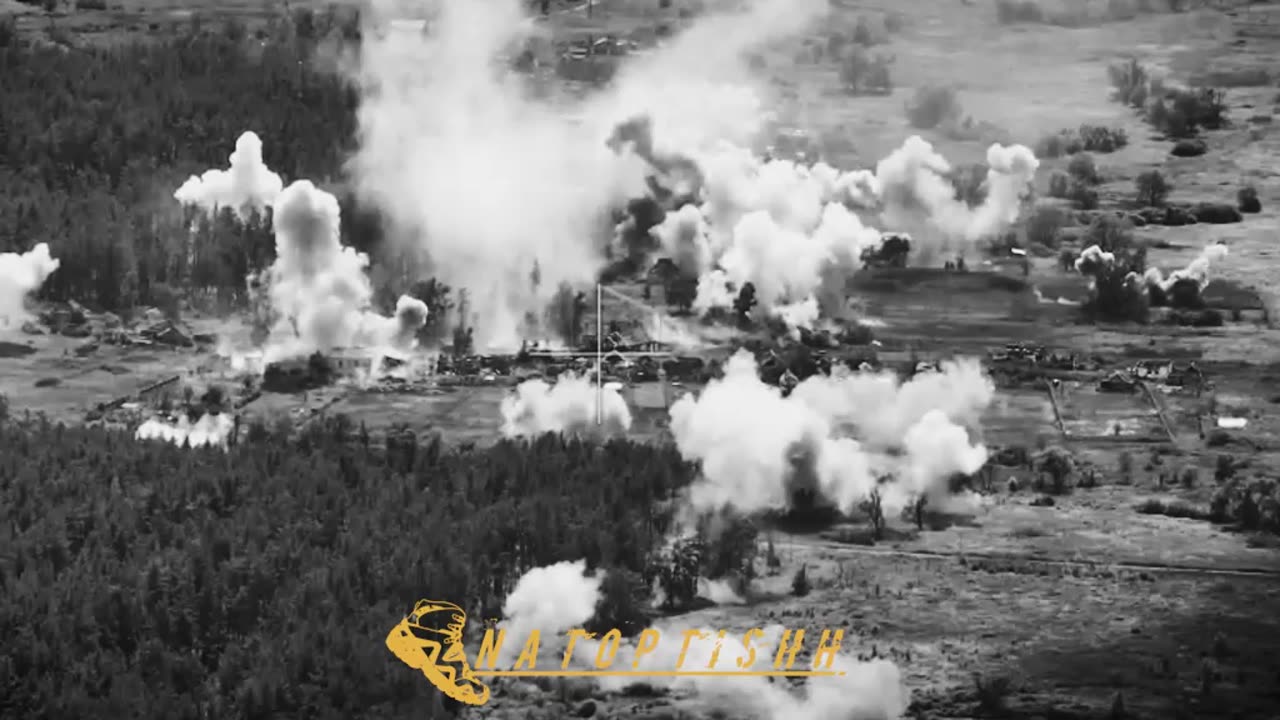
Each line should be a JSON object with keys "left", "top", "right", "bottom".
{"left": 787, "top": 540, "right": 1280, "bottom": 579}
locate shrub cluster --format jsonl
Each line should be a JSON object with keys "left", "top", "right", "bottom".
{"left": 839, "top": 47, "right": 893, "bottom": 96}
{"left": 1036, "top": 124, "right": 1129, "bottom": 158}
{"left": 1108, "top": 58, "right": 1229, "bottom": 138}
{"left": 1210, "top": 477, "right": 1280, "bottom": 534}
{"left": 1134, "top": 170, "right": 1171, "bottom": 207}
{"left": 1078, "top": 216, "right": 1150, "bottom": 323}
{"left": 905, "top": 85, "right": 962, "bottom": 130}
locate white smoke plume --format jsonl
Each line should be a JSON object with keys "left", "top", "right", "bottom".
{"left": 1073, "top": 243, "right": 1147, "bottom": 308}
{"left": 669, "top": 351, "right": 990, "bottom": 519}
{"left": 1143, "top": 241, "right": 1229, "bottom": 294}
{"left": 0, "top": 243, "right": 60, "bottom": 328}
{"left": 135, "top": 413, "right": 235, "bottom": 449}
{"left": 643, "top": 134, "right": 1034, "bottom": 332}
{"left": 257, "top": 180, "right": 427, "bottom": 361}
{"left": 494, "top": 561, "right": 910, "bottom": 719}
{"left": 1073, "top": 244, "right": 1115, "bottom": 275}
{"left": 174, "top": 131, "right": 283, "bottom": 217}
{"left": 652, "top": 203, "right": 715, "bottom": 278}
{"left": 676, "top": 163, "right": 885, "bottom": 326}
{"left": 500, "top": 374, "right": 632, "bottom": 438}
{"left": 789, "top": 357, "right": 994, "bottom": 450}
{"left": 873, "top": 136, "right": 1038, "bottom": 260}
{"left": 493, "top": 559, "right": 603, "bottom": 667}
{"left": 698, "top": 577, "right": 747, "bottom": 605}
{"left": 347, "top": 0, "right": 829, "bottom": 350}
{"left": 771, "top": 296, "right": 822, "bottom": 335}
{"left": 594, "top": 624, "right": 909, "bottom": 720}
{"left": 366, "top": 294, "right": 431, "bottom": 352}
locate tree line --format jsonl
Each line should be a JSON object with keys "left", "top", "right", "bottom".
{"left": 0, "top": 12, "right": 388, "bottom": 315}
{"left": 0, "top": 411, "right": 735, "bottom": 719}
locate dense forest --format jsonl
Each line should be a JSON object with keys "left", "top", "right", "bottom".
{"left": 0, "top": 413, "right": 725, "bottom": 719}
{"left": 0, "top": 10, "right": 393, "bottom": 314}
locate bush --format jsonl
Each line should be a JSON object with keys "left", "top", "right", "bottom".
{"left": 1036, "top": 131, "right": 1073, "bottom": 159}
{"left": 1206, "top": 429, "right": 1233, "bottom": 448}
{"left": 974, "top": 675, "right": 1014, "bottom": 714}
{"left": 1210, "top": 477, "right": 1280, "bottom": 533}
{"left": 1193, "top": 203, "right": 1241, "bottom": 225}
{"left": 791, "top": 565, "right": 812, "bottom": 596}
{"left": 1237, "top": 186, "right": 1261, "bottom": 213}
{"left": 1037, "top": 126, "right": 1130, "bottom": 159}
{"left": 1108, "top": 58, "right": 1230, "bottom": 138}
{"left": 1068, "top": 180, "right": 1099, "bottom": 210}
{"left": 840, "top": 48, "right": 893, "bottom": 96}
{"left": 1135, "top": 170, "right": 1171, "bottom": 207}
{"left": 1026, "top": 205, "right": 1071, "bottom": 246}
{"left": 1170, "top": 138, "right": 1207, "bottom": 157}
{"left": 1215, "top": 454, "right": 1238, "bottom": 484}
{"left": 1109, "top": 58, "right": 1150, "bottom": 108}
{"left": 1080, "top": 218, "right": 1149, "bottom": 323}
{"left": 1067, "top": 153, "right": 1100, "bottom": 184}
{"left": 1084, "top": 213, "right": 1139, "bottom": 252}
{"left": 995, "top": 0, "right": 1044, "bottom": 23}
{"left": 905, "top": 85, "right": 962, "bottom": 130}
{"left": 1033, "top": 446, "right": 1076, "bottom": 494}
{"left": 1078, "top": 124, "right": 1129, "bottom": 153}
{"left": 1047, "top": 171, "right": 1071, "bottom": 198}
{"left": 1167, "top": 309, "right": 1224, "bottom": 327}
{"left": 1135, "top": 498, "right": 1208, "bottom": 520}
{"left": 1150, "top": 88, "right": 1228, "bottom": 138}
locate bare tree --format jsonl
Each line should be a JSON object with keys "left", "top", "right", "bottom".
{"left": 911, "top": 493, "right": 928, "bottom": 530}
{"left": 861, "top": 485, "right": 885, "bottom": 540}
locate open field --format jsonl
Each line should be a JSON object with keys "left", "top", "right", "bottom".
{"left": 4, "top": 0, "right": 1280, "bottom": 718}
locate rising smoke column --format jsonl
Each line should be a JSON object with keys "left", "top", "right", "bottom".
{"left": 172, "top": 133, "right": 427, "bottom": 359}
{"left": 349, "top": 0, "right": 637, "bottom": 350}
{"left": 664, "top": 153, "right": 884, "bottom": 325}
{"left": 0, "top": 243, "right": 60, "bottom": 328}
{"left": 873, "top": 136, "right": 1039, "bottom": 261}
{"left": 669, "top": 351, "right": 990, "bottom": 519}
{"left": 265, "top": 180, "right": 376, "bottom": 355}
{"left": 261, "top": 180, "right": 427, "bottom": 359}
{"left": 347, "top": 0, "right": 830, "bottom": 350}
{"left": 642, "top": 133, "right": 1035, "bottom": 330}
{"left": 500, "top": 374, "right": 632, "bottom": 438}
{"left": 174, "top": 131, "right": 284, "bottom": 218}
